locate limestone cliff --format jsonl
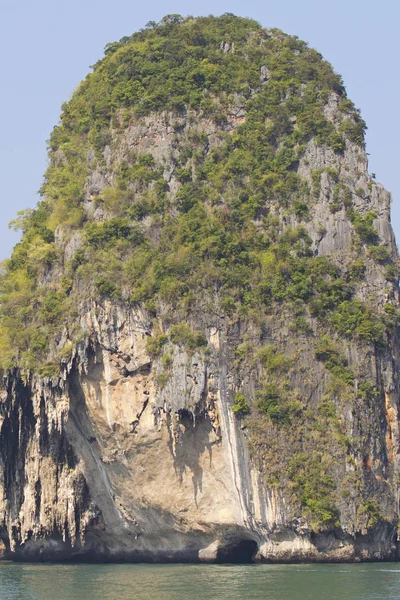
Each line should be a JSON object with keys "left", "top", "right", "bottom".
{"left": 0, "top": 15, "right": 399, "bottom": 562}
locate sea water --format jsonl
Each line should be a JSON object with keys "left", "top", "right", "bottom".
{"left": 0, "top": 561, "right": 399, "bottom": 600}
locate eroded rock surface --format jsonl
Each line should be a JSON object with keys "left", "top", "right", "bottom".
{"left": 0, "top": 16, "right": 399, "bottom": 563}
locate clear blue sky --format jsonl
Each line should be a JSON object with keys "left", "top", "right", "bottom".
{"left": 1, "top": 0, "right": 398, "bottom": 260}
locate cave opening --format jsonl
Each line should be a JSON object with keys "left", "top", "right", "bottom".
{"left": 178, "top": 408, "right": 194, "bottom": 427}
{"left": 217, "top": 539, "right": 258, "bottom": 564}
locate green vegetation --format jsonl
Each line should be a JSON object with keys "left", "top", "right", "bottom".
{"left": 368, "top": 245, "right": 390, "bottom": 264}
{"left": 232, "top": 392, "right": 250, "bottom": 415}
{"left": 330, "top": 300, "right": 385, "bottom": 345}
{"left": 358, "top": 499, "right": 384, "bottom": 528}
{"left": 348, "top": 258, "right": 366, "bottom": 281}
{"left": 146, "top": 333, "right": 168, "bottom": 357}
{"left": 247, "top": 382, "right": 349, "bottom": 530}
{"left": 347, "top": 210, "right": 379, "bottom": 244}
{"left": 0, "top": 15, "right": 393, "bottom": 534}
{"left": 146, "top": 324, "right": 207, "bottom": 359}
{"left": 287, "top": 452, "right": 340, "bottom": 529}
{"left": 157, "top": 353, "right": 174, "bottom": 389}
{"left": 169, "top": 323, "right": 208, "bottom": 350}
{"left": 0, "top": 14, "right": 377, "bottom": 371}
{"left": 255, "top": 385, "right": 289, "bottom": 423}
{"left": 257, "top": 345, "right": 292, "bottom": 373}
{"left": 315, "top": 336, "right": 354, "bottom": 384}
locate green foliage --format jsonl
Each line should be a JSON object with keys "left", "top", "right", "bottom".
{"left": 385, "top": 265, "right": 399, "bottom": 283}
{"left": 256, "top": 230, "right": 351, "bottom": 312}
{"left": 39, "top": 291, "right": 65, "bottom": 326}
{"left": 315, "top": 336, "right": 354, "bottom": 384}
{"left": 157, "top": 350, "right": 174, "bottom": 388}
{"left": 347, "top": 210, "right": 379, "bottom": 245}
{"left": 0, "top": 14, "right": 385, "bottom": 378}
{"left": 234, "top": 339, "right": 254, "bottom": 363}
{"left": 288, "top": 452, "right": 340, "bottom": 530}
{"left": 174, "top": 167, "right": 192, "bottom": 183}
{"left": 232, "top": 392, "right": 250, "bottom": 415}
{"left": 309, "top": 277, "right": 353, "bottom": 318}
{"left": 255, "top": 385, "right": 289, "bottom": 423}
{"left": 357, "top": 380, "right": 378, "bottom": 401}
{"left": 290, "top": 315, "right": 312, "bottom": 334}
{"left": 71, "top": 248, "right": 86, "bottom": 271}
{"left": 293, "top": 201, "right": 309, "bottom": 219}
{"left": 169, "top": 323, "right": 208, "bottom": 350}
{"left": 311, "top": 169, "right": 324, "bottom": 198}
{"left": 38, "top": 362, "right": 60, "bottom": 378}
{"left": 146, "top": 333, "right": 168, "bottom": 357}
{"left": 327, "top": 132, "right": 345, "bottom": 154}
{"left": 86, "top": 219, "right": 145, "bottom": 248}
{"left": 330, "top": 300, "right": 385, "bottom": 345}
{"left": 95, "top": 277, "right": 118, "bottom": 297}
{"left": 161, "top": 353, "right": 173, "bottom": 368}
{"left": 368, "top": 245, "right": 390, "bottom": 264}
{"left": 157, "top": 370, "right": 172, "bottom": 389}
{"left": 338, "top": 118, "right": 367, "bottom": 145}
{"left": 257, "top": 345, "right": 291, "bottom": 374}
{"left": 359, "top": 499, "right": 383, "bottom": 528}
{"left": 348, "top": 258, "right": 366, "bottom": 281}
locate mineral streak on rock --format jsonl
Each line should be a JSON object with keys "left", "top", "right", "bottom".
{"left": 0, "top": 14, "right": 399, "bottom": 562}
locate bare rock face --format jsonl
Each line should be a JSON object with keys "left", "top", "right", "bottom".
{"left": 0, "top": 16, "right": 399, "bottom": 563}
{"left": 1, "top": 279, "right": 399, "bottom": 563}
{"left": 0, "top": 303, "right": 251, "bottom": 561}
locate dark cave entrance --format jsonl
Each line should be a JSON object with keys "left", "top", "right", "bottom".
{"left": 217, "top": 539, "right": 258, "bottom": 564}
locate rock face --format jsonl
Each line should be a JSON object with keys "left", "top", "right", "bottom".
{"left": 0, "top": 15, "right": 399, "bottom": 562}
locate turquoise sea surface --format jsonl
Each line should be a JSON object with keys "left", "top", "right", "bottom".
{"left": 0, "top": 562, "right": 399, "bottom": 600}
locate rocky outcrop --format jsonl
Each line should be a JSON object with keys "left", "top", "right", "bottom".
{"left": 0, "top": 287, "right": 398, "bottom": 562}
{"left": 0, "top": 16, "right": 399, "bottom": 562}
